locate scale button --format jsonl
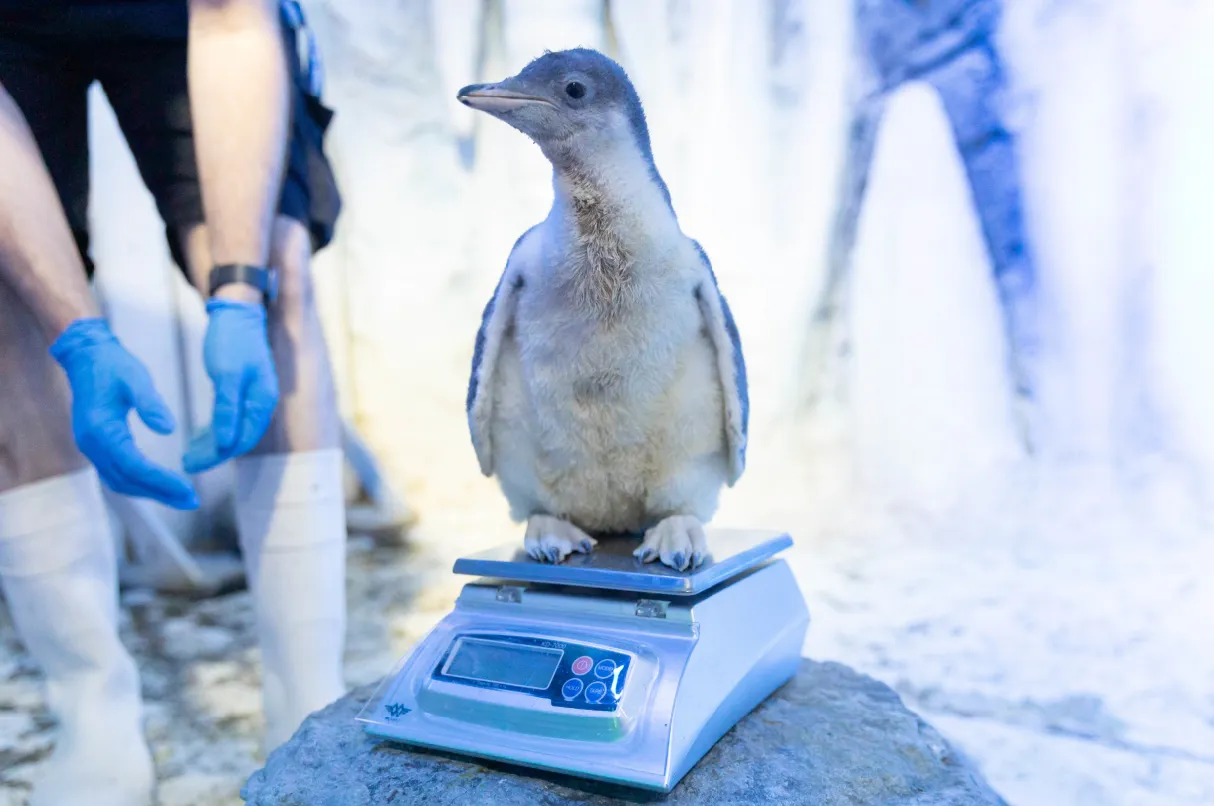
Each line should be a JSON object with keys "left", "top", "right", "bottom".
{"left": 585, "top": 681, "right": 608, "bottom": 703}
{"left": 561, "top": 678, "right": 584, "bottom": 700}
{"left": 594, "top": 659, "right": 616, "bottom": 679}
{"left": 571, "top": 656, "right": 594, "bottom": 676}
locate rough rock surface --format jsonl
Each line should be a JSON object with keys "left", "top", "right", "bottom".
{"left": 241, "top": 659, "right": 1007, "bottom": 806}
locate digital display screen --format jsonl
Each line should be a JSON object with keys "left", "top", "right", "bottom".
{"left": 443, "top": 638, "right": 563, "bottom": 690}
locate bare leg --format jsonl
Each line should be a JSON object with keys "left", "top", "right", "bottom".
{"left": 0, "top": 280, "right": 154, "bottom": 805}
{"left": 0, "top": 277, "right": 85, "bottom": 492}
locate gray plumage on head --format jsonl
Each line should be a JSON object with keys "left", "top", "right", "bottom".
{"left": 460, "top": 49, "right": 748, "bottom": 572}
{"left": 458, "top": 48, "right": 672, "bottom": 207}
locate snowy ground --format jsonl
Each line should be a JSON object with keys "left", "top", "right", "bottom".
{"left": 2, "top": 432, "right": 1211, "bottom": 806}
{"left": 775, "top": 450, "right": 1214, "bottom": 806}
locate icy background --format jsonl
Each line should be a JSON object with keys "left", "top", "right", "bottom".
{"left": 3, "top": 0, "right": 1214, "bottom": 804}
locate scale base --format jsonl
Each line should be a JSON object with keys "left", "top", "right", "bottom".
{"left": 359, "top": 531, "right": 809, "bottom": 793}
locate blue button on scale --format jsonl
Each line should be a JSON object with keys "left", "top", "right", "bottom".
{"left": 561, "top": 678, "right": 584, "bottom": 700}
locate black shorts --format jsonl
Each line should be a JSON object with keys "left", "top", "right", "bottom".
{"left": 0, "top": 3, "right": 342, "bottom": 278}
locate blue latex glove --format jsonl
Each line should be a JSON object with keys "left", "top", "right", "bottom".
{"left": 49, "top": 318, "right": 199, "bottom": 510}
{"left": 183, "top": 298, "right": 279, "bottom": 474}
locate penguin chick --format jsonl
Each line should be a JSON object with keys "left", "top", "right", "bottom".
{"left": 459, "top": 48, "right": 748, "bottom": 572}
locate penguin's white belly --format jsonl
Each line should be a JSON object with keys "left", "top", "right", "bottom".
{"left": 488, "top": 299, "right": 729, "bottom": 532}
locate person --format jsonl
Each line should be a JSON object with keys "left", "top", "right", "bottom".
{"left": 0, "top": 1, "right": 348, "bottom": 802}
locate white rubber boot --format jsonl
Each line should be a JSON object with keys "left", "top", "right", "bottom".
{"left": 234, "top": 449, "right": 347, "bottom": 751}
{"left": 0, "top": 469, "right": 154, "bottom": 806}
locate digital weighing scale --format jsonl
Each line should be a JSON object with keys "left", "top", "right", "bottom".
{"left": 357, "top": 529, "right": 810, "bottom": 792}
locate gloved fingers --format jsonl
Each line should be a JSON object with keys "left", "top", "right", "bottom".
{"left": 113, "top": 458, "right": 200, "bottom": 510}
{"left": 111, "top": 461, "right": 199, "bottom": 510}
{"left": 95, "top": 424, "right": 200, "bottom": 510}
{"left": 123, "top": 360, "right": 177, "bottom": 436}
{"left": 88, "top": 451, "right": 141, "bottom": 499}
{"left": 200, "top": 299, "right": 278, "bottom": 461}
{"left": 182, "top": 428, "right": 225, "bottom": 475}
{"left": 75, "top": 420, "right": 127, "bottom": 488}
{"left": 210, "top": 375, "right": 244, "bottom": 453}
{"left": 231, "top": 370, "right": 279, "bottom": 458}
{"left": 231, "top": 405, "right": 273, "bottom": 458}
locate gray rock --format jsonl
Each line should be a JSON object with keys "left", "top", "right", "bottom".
{"left": 241, "top": 659, "right": 1008, "bottom": 806}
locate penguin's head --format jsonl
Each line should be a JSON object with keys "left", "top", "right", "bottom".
{"left": 458, "top": 48, "right": 658, "bottom": 170}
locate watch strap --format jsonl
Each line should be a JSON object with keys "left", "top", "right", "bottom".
{"left": 208, "top": 264, "right": 278, "bottom": 304}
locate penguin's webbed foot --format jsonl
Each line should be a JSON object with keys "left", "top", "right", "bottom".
{"left": 525, "top": 515, "right": 597, "bottom": 563}
{"left": 634, "top": 515, "right": 708, "bottom": 572}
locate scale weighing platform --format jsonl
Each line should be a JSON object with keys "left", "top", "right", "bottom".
{"left": 357, "top": 529, "right": 810, "bottom": 792}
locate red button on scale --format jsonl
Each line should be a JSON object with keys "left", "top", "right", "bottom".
{"left": 571, "top": 656, "right": 594, "bottom": 676}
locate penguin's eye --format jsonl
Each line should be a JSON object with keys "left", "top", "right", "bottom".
{"left": 565, "top": 81, "right": 586, "bottom": 100}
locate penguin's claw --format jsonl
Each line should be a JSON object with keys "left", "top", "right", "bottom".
{"left": 524, "top": 515, "right": 596, "bottom": 564}
{"left": 634, "top": 516, "right": 708, "bottom": 572}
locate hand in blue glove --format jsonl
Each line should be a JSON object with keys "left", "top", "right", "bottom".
{"left": 49, "top": 318, "right": 199, "bottom": 510}
{"left": 182, "top": 298, "right": 279, "bottom": 474}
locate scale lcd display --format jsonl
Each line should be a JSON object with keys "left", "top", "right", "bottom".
{"left": 443, "top": 638, "right": 563, "bottom": 690}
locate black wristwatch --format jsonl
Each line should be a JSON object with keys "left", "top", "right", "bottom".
{"left": 208, "top": 264, "right": 279, "bottom": 306}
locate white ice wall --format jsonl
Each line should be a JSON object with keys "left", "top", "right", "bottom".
{"left": 1146, "top": 2, "right": 1214, "bottom": 501}
{"left": 1000, "top": 0, "right": 1214, "bottom": 503}
{"left": 849, "top": 82, "right": 1020, "bottom": 511}
{"left": 85, "top": 0, "right": 1214, "bottom": 538}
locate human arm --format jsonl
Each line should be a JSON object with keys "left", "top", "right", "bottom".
{"left": 183, "top": 0, "right": 289, "bottom": 470}
{"left": 0, "top": 81, "right": 99, "bottom": 340}
{"left": 187, "top": 0, "right": 289, "bottom": 286}
{"left": 0, "top": 81, "right": 198, "bottom": 509}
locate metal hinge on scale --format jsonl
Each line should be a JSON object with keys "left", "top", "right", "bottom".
{"left": 635, "top": 599, "right": 667, "bottom": 619}
{"left": 496, "top": 585, "right": 524, "bottom": 603}
{"left": 494, "top": 585, "right": 667, "bottom": 619}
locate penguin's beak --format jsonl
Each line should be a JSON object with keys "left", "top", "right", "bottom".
{"left": 457, "top": 82, "right": 555, "bottom": 113}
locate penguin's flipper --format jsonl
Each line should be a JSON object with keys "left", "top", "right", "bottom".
{"left": 466, "top": 228, "right": 535, "bottom": 476}
{"left": 691, "top": 240, "right": 749, "bottom": 485}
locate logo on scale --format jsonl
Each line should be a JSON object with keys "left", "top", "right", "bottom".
{"left": 384, "top": 703, "right": 411, "bottom": 719}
